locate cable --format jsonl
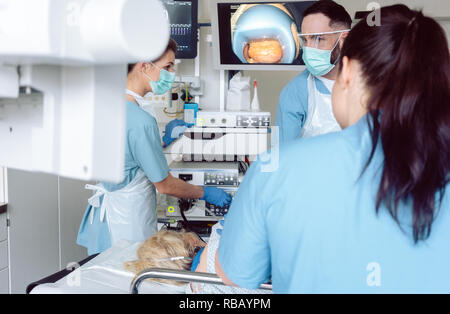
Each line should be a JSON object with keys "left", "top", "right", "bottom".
{"left": 178, "top": 198, "right": 193, "bottom": 227}
{"left": 238, "top": 160, "right": 249, "bottom": 175}
{"left": 178, "top": 199, "right": 207, "bottom": 244}
{"left": 245, "top": 156, "right": 250, "bottom": 167}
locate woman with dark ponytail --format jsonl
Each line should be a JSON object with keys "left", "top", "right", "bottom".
{"left": 214, "top": 5, "right": 450, "bottom": 293}
{"left": 333, "top": 5, "right": 450, "bottom": 244}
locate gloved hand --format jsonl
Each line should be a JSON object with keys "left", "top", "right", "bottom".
{"left": 162, "top": 119, "right": 189, "bottom": 147}
{"left": 200, "top": 187, "right": 232, "bottom": 208}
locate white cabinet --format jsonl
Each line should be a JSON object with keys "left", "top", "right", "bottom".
{"left": 0, "top": 210, "right": 6, "bottom": 242}
{"left": 0, "top": 166, "right": 8, "bottom": 293}
{"left": 0, "top": 268, "right": 8, "bottom": 294}
{"left": 0, "top": 167, "right": 5, "bottom": 203}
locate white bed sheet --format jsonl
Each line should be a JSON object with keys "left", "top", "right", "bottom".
{"left": 30, "top": 240, "right": 187, "bottom": 294}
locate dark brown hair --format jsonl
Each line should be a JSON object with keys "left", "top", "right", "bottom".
{"left": 340, "top": 5, "right": 450, "bottom": 242}
{"left": 127, "top": 38, "right": 178, "bottom": 74}
{"left": 303, "top": 0, "right": 352, "bottom": 29}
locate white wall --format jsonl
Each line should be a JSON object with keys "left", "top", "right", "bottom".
{"left": 0, "top": 167, "right": 5, "bottom": 203}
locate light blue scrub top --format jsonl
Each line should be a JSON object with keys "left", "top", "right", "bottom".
{"left": 77, "top": 101, "right": 169, "bottom": 255}
{"left": 218, "top": 116, "right": 450, "bottom": 293}
{"left": 275, "top": 69, "right": 331, "bottom": 143}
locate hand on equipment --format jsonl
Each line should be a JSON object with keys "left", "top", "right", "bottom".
{"left": 201, "top": 187, "right": 232, "bottom": 208}
{"left": 162, "top": 119, "right": 190, "bottom": 147}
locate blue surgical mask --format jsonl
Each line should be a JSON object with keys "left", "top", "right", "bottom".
{"left": 143, "top": 63, "right": 175, "bottom": 95}
{"left": 302, "top": 33, "right": 343, "bottom": 77}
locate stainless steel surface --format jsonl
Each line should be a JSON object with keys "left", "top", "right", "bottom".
{"left": 130, "top": 268, "right": 272, "bottom": 294}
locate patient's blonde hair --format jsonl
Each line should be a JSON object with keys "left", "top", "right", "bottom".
{"left": 124, "top": 229, "right": 201, "bottom": 286}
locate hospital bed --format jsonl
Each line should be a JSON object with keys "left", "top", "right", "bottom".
{"left": 27, "top": 240, "right": 272, "bottom": 294}
{"left": 130, "top": 268, "right": 272, "bottom": 294}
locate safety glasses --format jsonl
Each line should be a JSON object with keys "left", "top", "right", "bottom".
{"left": 298, "top": 29, "right": 350, "bottom": 50}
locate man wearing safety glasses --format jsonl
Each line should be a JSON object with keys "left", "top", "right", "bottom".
{"left": 276, "top": 0, "right": 351, "bottom": 141}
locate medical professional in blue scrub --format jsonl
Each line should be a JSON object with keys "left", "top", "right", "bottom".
{"left": 216, "top": 5, "right": 450, "bottom": 293}
{"left": 276, "top": 0, "right": 351, "bottom": 142}
{"left": 78, "top": 39, "right": 232, "bottom": 255}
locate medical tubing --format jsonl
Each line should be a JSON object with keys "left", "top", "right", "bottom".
{"left": 178, "top": 198, "right": 206, "bottom": 243}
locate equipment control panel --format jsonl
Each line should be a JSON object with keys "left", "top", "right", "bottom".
{"left": 196, "top": 111, "right": 271, "bottom": 128}
{"left": 169, "top": 161, "right": 239, "bottom": 187}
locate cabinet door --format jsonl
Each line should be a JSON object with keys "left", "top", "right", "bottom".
{"left": 0, "top": 268, "right": 8, "bottom": 294}
{"left": 7, "top": 169, "right": 59, "bottom": 294}
{"left": 58, "top": 177, "right": 90, "bottom": 268}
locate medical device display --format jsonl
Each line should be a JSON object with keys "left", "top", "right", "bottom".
{"left": 161, "top": 0, "right": 198, "bottom": 59}
{"left": 210, "top": 0, "right": 315, "bottom": 70}
{"left": 169, "top": 161, "right": 239, "bottom": 187}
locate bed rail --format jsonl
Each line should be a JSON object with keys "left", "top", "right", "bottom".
{"left": 130, "top": 268, "right": 273, "bottom": 294}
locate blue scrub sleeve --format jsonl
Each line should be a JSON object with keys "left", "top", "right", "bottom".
{"left": 130, "top": 120, "right": 169, "bottom": 183}
{"left": 275, "top": 72, "right": 309, "bottom": 143}
{"left": 217, "top": 159, "right": 271, "bottom": 289}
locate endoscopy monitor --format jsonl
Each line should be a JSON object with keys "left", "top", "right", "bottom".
{"left": 210, "top": 0, "right": 317, "bottom": 70}
{"left": 161, "top": 0, "right": 198, "bottom": 59}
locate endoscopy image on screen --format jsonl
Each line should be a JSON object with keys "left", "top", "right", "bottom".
{"left": 218, "top": 1, "right": 315, "bottom": 65}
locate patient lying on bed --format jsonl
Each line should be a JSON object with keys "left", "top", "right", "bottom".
{"left": 125, "top": 222, "right": 271, "bottom": 294}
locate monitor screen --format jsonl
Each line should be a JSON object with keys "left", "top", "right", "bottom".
{"left": 211, "top": 0, "right": 316, "bottom": 70}
{"left": 162, "top": 0, "right": 198, "bottom": 59}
